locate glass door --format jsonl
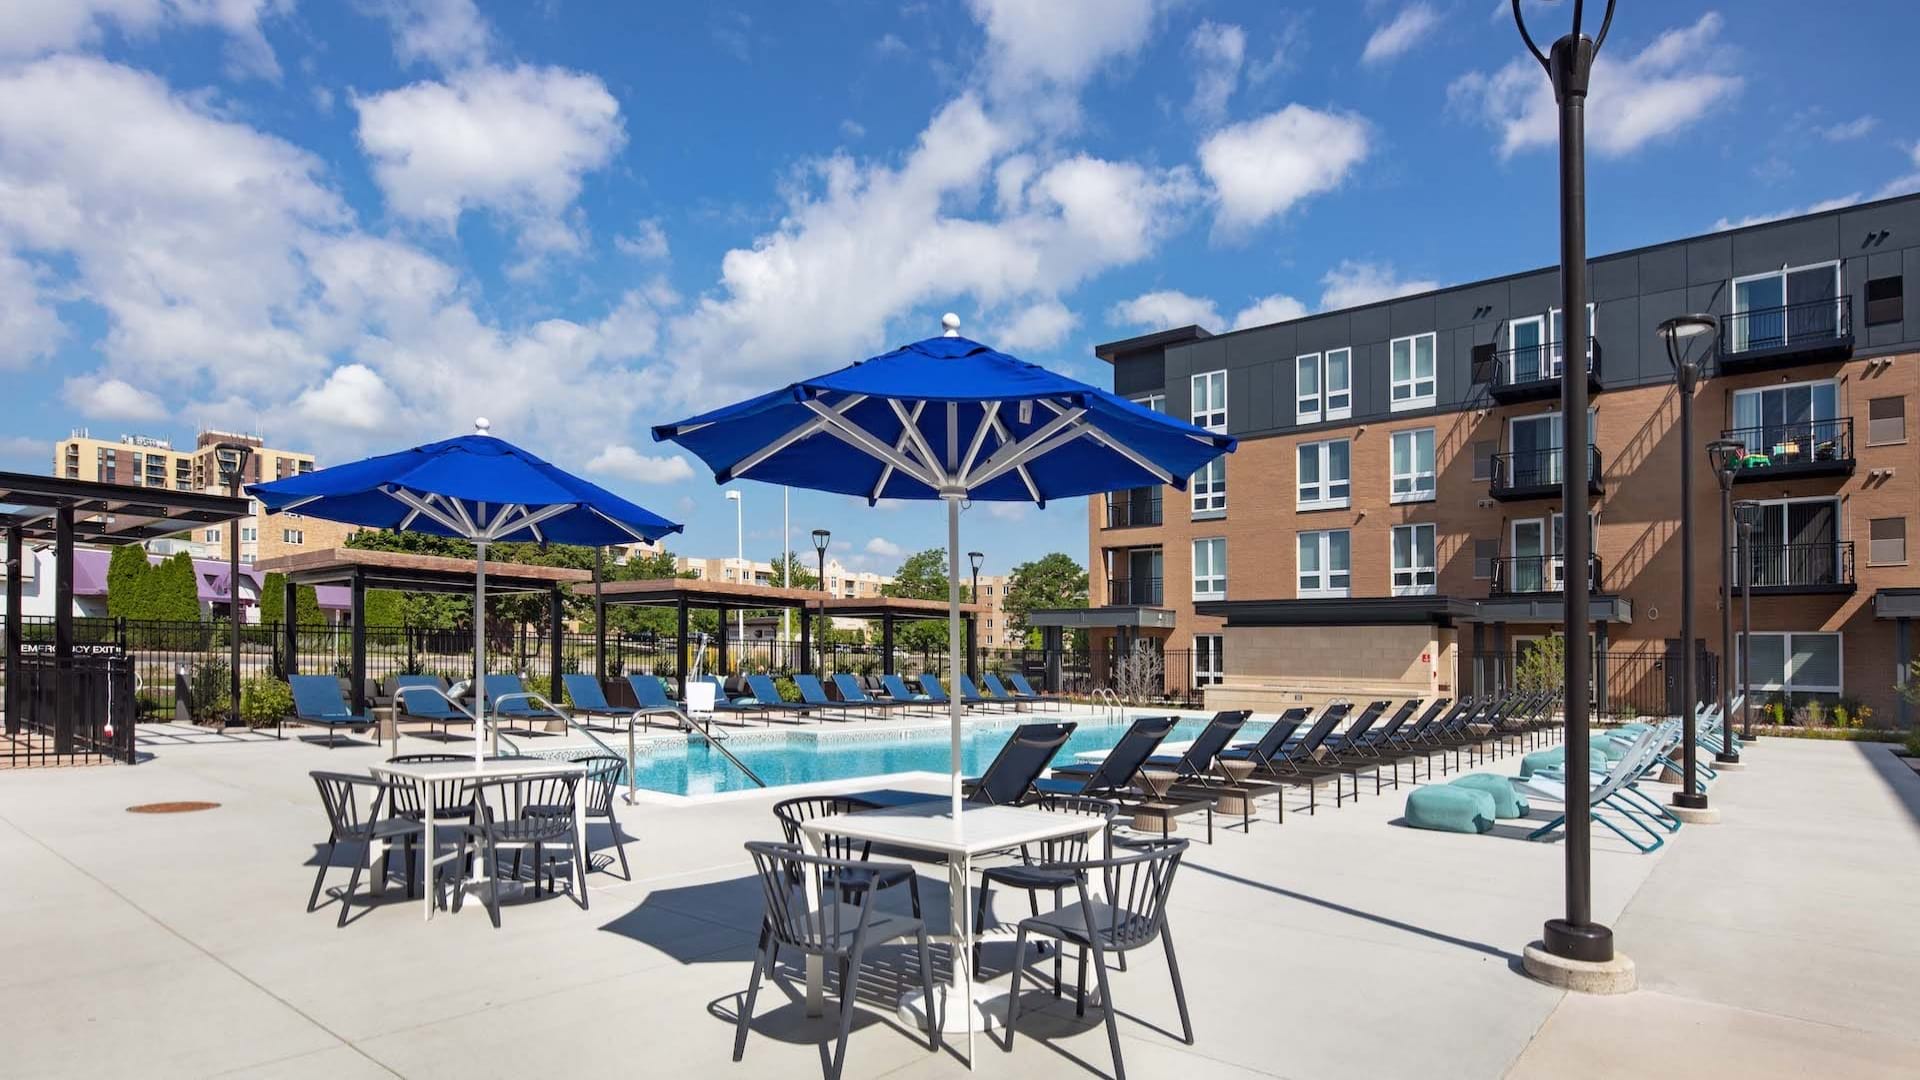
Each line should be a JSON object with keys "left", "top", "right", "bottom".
{"left": 1508, "top": 315, "right": 1546, "bottom": 383}
{"left": 1509, "top": 414, "right": 1561, "bottom": 487}
{"left": 1733, "top": 273, "right": 1786, "bottom": 351}
{"left": 1511, "top": 518, "right": 1548, "bottom": 592}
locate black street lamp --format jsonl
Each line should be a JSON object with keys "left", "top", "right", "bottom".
{"left": 1733, "top": 500, "right": 1762, "bottom": 741}
{"left": 1511, "top": 0, "right": 1617, "bottom": 969}
{"left": 811, "top": 529, "right": 830, "bottom": 673}
{"left": 968, "top": 551, "right": 984, "bottom": 680}
{"left": 1661, "top": 314, "right": 1717, "bottom": 814}
{"left": 1707, "top": 439, "right": 1743, "bottom": 767}
{"left": 214, "top": 442, "right": 253, "bottom": 726}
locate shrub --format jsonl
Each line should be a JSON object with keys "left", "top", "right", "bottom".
{"left": 773, "top": 676, "right": 801, "bottom": 703}
{"left": 239, "top": 677, "right": 293, "bottom": 729}
{"left": 188, "top": 658, "right": 230, "bottom": 722}
{"left": 1905, "top": 729, "right": 1920, "bottom": 757}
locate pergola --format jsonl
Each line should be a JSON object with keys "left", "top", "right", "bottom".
{"left": 253, "top": 548, "right": 592, "bottom": 714}
{"left": 1, "top": 472, "right": 251, "bottom": 756}
{"left": 593, "top": 578, "right": 983, "bottom": 700}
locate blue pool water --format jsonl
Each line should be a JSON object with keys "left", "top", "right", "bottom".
{"left": 626, "top": 716, "right": 1268, "bottom": 796}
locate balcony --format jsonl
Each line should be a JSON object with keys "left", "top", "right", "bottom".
{"left": 1108, "top": 577, "right": 1163, "bottom": 606}
{"left": 1489, "top": 554, "right": 1602, "bottom": 596}
{"left": 1718, "top": 296, "right": 1853, "bottom": 373}
{"left": 1104, "top": 488, "right": 1163, "bottom": 529}
{"left": 1740, "top": 542, "right": 1855, "bottom": 596}
{"left": 1719, "top": 418, "right": 1854, "bottom": 483}
{"left": 1483, "top": 340, "right": 1603, "bottom": 404}
{"left": 1489, "top": 445, "right": 1603, "bottom": 502}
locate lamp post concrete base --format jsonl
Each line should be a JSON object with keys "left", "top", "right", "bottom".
{"left": 1669, "top": 804, "right": 1721, "bottom": 825}
{"left": 1522, "top": 942, "right": 1636, "bottom": 994}
{"left": 1712, "top": 759, "right": 1746, "bottom": 771}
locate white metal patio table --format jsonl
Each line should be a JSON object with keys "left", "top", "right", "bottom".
{"left": 369, "top": 757, "right": 588, "bottom": 921}
{"left": 797, "top": 800, "right": 1106, "bottom": 1064}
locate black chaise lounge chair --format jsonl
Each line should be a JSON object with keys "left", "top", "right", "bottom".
{"left": 962, "top": 722, "right": 1078, "bottom": 804}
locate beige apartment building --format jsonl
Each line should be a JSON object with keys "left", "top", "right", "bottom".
{"left": 56, "top": 429, "right": 315, "bottom": 491}
{"left": 1086, "top": 193, "right": 1920, "bottom": 724}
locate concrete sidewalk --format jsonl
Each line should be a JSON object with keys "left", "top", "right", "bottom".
{"left": 0, "top": 724, "right": 1913, "bottom": 1078}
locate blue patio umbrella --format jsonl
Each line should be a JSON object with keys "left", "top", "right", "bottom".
{"left": 249, "top": 419, "right": 682, "bottom": 761}
{"left": 654, "top": 315, "right": 1236, "bottom": 819}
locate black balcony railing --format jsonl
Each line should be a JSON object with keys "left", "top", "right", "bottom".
{"left": 1486, "top": 339, "right": 1601, "bottom": 402}
{"left": 1105, "top": 488, "right": 1162, "bottom": 528}
{"left": 1108, "top": 577, "right": 1163, "bottom": 606}
{"left": 1489, "top": 554, "right": 1602, "bottom": 596}
{"left": 1720, "top": 296, "right": 1853, "bottom": 366}
{"left": 1741, "top": 542, "right": 1854, "bottom": 592}
{"left": 1489, "top": 445, "right": 1603, "bottom": 499}
{"left": 1719, "top": 418, "right": 1853, "bottom": 480}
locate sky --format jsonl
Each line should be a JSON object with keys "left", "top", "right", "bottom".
{"left": 2, "top": 0, "right": 1918, "bottom": 577}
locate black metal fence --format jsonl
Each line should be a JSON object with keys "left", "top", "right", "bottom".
{"left": 1720, "top": 295, "right": 1851, "bottom": 358}
{"left": 5, "top": 647, "right": 138, "bottom": 766}
{"left": 1468, "top": 647, "right": 1719, "bottom": 722}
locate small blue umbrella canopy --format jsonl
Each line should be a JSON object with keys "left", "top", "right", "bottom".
{"left": 250, "top": 419, "right": 682, "bottom": 760}
{"left": 655, "top": 317, "right": 1236, "bottom": 821}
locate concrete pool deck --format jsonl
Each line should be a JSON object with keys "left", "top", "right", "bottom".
{"left": 0, "top": 716, "right": 1915, "bottom": 1078}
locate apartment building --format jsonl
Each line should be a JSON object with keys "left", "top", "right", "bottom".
{"left": 973, "top": 574, "right": 1019, "bottom": 649}
{"left": 1087, "top": 192, "right": 1920, "bottom": 723}
{"left": 55, "top": 429, "right": 315, "bottom": 491}
{"left": 189, "top": 498, "right": 358, "bottom": 566}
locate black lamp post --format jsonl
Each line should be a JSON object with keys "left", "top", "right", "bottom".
{"left": 1707, "top": 438, "right": 1743, "bottom": 766}
{"left": 1733, "top": 500, "right": 1762, "bottom": 741}
{"left": 1660, "top": 314, "right": 1717, "bottom": 813}
{"left": 215, "top": 442, "right": 253, "bottom": 726}
{"left": 1511, "top": 0, "right": 1616, "bottom": 967}
{"left": 968, "top": 551, "right": 984, "bottom": 679}
{"left": 812, "top": 529, "right": 830, "bottom": 673}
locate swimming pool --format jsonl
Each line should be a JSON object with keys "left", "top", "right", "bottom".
{"left": 623, "top": 715, "right": 1267, "bottom": 796}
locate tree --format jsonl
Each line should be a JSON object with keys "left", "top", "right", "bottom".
{"left": 151, "top": 552, "right": 203, "bottom": 623}
{"left": 884, "top": 548, "right": 971, "bottom": 654}
{"left": 105, "top": 546, "right": 151, "bottom": 621}
{"left": 1514, "top": 634, "right": 1567, "bottom": 694}
{"left": 767, "top": 552, "right": 818, "bottom": 590}
{"left": 1002, "top": 552, "right": 1088, "bottom": 644}
{"left": 259, "top": 572, "right": 327, "bottom": 628}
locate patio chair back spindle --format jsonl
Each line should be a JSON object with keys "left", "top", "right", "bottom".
{"left": 771, "top": 795, "right": 881, "bottom": 864}
{"left": 968, "top": 723, "right": 1076, "bottom": 805}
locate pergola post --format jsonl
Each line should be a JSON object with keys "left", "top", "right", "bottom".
{"left": 675, "top": 596, "right": 689, "bottom": 702}
{"left": 1471, "top": 621, "right": 1486, "bottom": 698}
{"left": 548, "top": 585, "right": 565, "bottom": 698}
{"left": 1492, "top": 621, "right": 1508, "bottom": 695}
{"left": 1898, "top": 617, "right": 1911, "bottom": 730}
{"left": 965, "top": 613, "right": 978, "bottom": 681}
{"left": 282, "top": 576, "right": 299, "bottom": 678}
{"left": 1593, "top": 620, "right": 1609, "bottom": 717}
{"left": 798, "top": 604, "right": 812, "bottom": 676}
{"left": 349, "top": 569, "right": 367, "bottom": 716}
{"left": 1043, "top": 625, "right": 1063, "bottom": 693}
{"left": 881, "top": 614, "right": 895, "bottom": 676}
{"left": 716, "top": 605, "right": 730, "bottom": 676}
{"left": 593, "top": 548, "right": 606, "bottom": 679}
{"left": 53, "top": 507, "right": 73, "bottom": 753}
{"left": 4, "top": 526, "right": 20, "bottom": 735}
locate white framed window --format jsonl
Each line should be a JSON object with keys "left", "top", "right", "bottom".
{"left": 1192, "top": 458, "right": 1226, "bottom": 517}
{"left": 1195, "top": 634, "right": 1225, "bottom": 686}
{"left": 1730, "top": 378, "right": 1841, "bottom": 461}
{"left": 1390, "top": 428, "right": 1436, "bottom": 503}
{"left": 1737, "top": 631, "right": 1842, "bottom": 699}
{"left": 1548, "top": 303, "right": 1597, "bottom": 373}
{"left": 282, "top": 528, "right": 304, "bottom": 544}
{"left": 1134, "top": 393, "right": 1166, "bottom": 414}
{"left": 240, "top": 526, "right": 257, "bottom": 542}
{"left": 1730, "top": 261, "right": 1843, "bottom": 353}
{"left": 1191, "top": 370, "right": 1227, "bottom": 431}
{"left": 1390, "top": 332, "right": 1436, "bottom": 412}
{"left": 1192, "top": 537, "right": 1226, "bottom": 601}
{"left": 1391, "top": 523, "right": 1436, "bottom": 596}
{"left": 1296, "top": 439, "right": 1351, "bottom": 510}
{"left": 205, "top": 528, "right": 221, "bottom": 542}
{"left": 1295, "top": 348, "right": 1351, "bottom": 424}
{"left": 1297, "top": 530, "right": 1352, "bottom": 598}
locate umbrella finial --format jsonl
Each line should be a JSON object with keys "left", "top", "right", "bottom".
{"left": 941, "top": 312, "right": 961, "bottom": 337}
{"left": 474, "top": 416, "right": 492, "bottom": 436}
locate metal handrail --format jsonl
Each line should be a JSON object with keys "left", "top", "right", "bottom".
{"left": 1718, "top": 417, "right": 1852, "bottom": 469}
{"left": 506, "top": 687, "right": 768, "bottom": 791}
{"left": 1488, "top": 338, "right": 1600, "bottom": 386}
{"left": 1720, "top": 295, "right": 1852, "bottom": 357}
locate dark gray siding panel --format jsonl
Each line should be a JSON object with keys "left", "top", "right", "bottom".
{"left": 1591, "top": 255, "right": 1638, "bottom": 303}
{"left": 1388, "top": 294, "right": 1437, "bottom": 339}
{"left": 1111, "top": 354, "right": 1164, "bottom": 398}
{"left": 1639, "top": 246, "right": 1686, "bottom": 294}
{"left": 1508, "top": 271, "right": 1558, "bottom": 320}
{"left": 1731, "top": 215, "right": 1838, "bottom": 276}
{"left": 1687, "top": 235, "right": 1732, "bottom": 286}
{"left": 1246, "top": 361, "right": 1274, "bottom": 431}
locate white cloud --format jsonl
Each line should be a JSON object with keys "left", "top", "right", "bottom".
{"left": 665, "top": 94, "right": 1199, "bottom": 398}
{"left": 865, "top": 536, "right": 904, "bottom": 558}
{"left": 966, "top": 0, "right": 1160, "bottom": 90}
{"left": 1449, "top": 13, "right": 1742, "bottom": 159}
{"left": 65, "top": 376, "right": 166, "bottom": 421}
{"left": 1819, "top": 115, "right": 1877, "bottom": 142}
{"left": 1875, "top": 142, "right": 1920, "bottom": 201}
{"left": 839, "top": 118, "right": 866, "bottom": 140}
{"left": 353, "top": 64, "right": 625, "bottom": 260}
{"left": 1199, "top": 105, "right": 1370, "bottom": 236}
{"left": 992, "top": 299, "right": 1078, "bottom": 351}
{"left": 1362, "top": 3, "right": 1440, "bottom": 66}
{"left": 0, "top": 252, "right": 65, "bottom": 369}
{"left": 1185, "top": 21, "right": 1245, "bottom": 124}
{"left": 615, "top": 218, "right": 670, "bottom": 260}
{"left": 1109, "top": 290, "right": 1221, "bottom": 331}
{"left": 289, "top": 363, "right": 393, "bottom": 430}
{"left": 0, "top": 434, "right": 46, "bottom": 469}
{"left": 0, "top": 0, "right": 286, "bottom": 80}
{"left": 1231, "top": 293, "right": 1308, "bottom": 330}
{"left": 1319, "top": 260, "right": 1439, "bottom": 310}
{"left": 370, "top": 0, "right": 493, "bottom": 71}
{"left": 586, "top": 445, "right": 697, "bottom": 484}
{"left": 984, "top": 502, "right": 1028, "bottom": 522}
{"left": 1713, "top": 194, "right": 1868, "bottom": 231}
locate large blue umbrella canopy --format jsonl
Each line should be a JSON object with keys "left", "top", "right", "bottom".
{"left": 654, "top": 318, "right": 1236, "bottom": 827}
{"left": 250, "top": 420, "right": 682, "bottom": 760}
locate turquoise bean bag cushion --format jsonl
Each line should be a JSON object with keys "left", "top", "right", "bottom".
{"left": 1520, "top": 748, "right": 1563, "bottom": 778}
{"left": 1405, "top": 784, "right": 1496, "bottom": 834}
{"left": 1451, "top": 773, "right": 1528, "bottom": 819}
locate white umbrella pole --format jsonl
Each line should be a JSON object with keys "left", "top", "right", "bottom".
{"left": 475, "top": 540, "right": 489, "bottom": 763}
{"left": 946, "top": 497, "right": 963, "bottom": 827}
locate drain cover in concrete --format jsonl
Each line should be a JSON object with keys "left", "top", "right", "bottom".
{"left": 126, "top": 801, "right": 221, "bottom": 814}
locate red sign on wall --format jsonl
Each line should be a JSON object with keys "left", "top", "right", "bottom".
{"left": 1421, "top": 652, "right": 1432, "bottom": 663}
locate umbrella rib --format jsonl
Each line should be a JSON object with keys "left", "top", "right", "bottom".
{"left": 725, "top": 394, "right": 869, "bottom": 481}
{"left": 803, "top": 399, "right": 940, "bottom": 489}
{"left": 969, "top": 405, "right": 1087, "bottom": 488}
{"left": 957, "top": 401, "right": 999, "bottom": 481}
{"left": 987, "top": 415, "right": 1043, "bottom": 503}
{"left": 1035, "top": 399, "right": 1180, "bottom": 485}
{"left": 385, "top": 487, "right": 469, "bottom": 536}
{"left": 870, "top": 401, "right": 926, "bottom": 502}
{"left": 588, "top": 505, "right": 657, "bottom": 544}
{"left": 889, "top": 399, "right": 947, "bottom": 486}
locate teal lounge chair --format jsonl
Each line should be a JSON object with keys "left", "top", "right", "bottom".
{"left": 486, "top": 674, "right": 565, "bottom": 736}
{"left": 1005, "top": 672, "right": 1063, "bottom": 710}
{"left": 288, "top": 675, "right": 376, "bottom": 748}
{"left": 880, "top": 674, "right": 938, "bottom": 715}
